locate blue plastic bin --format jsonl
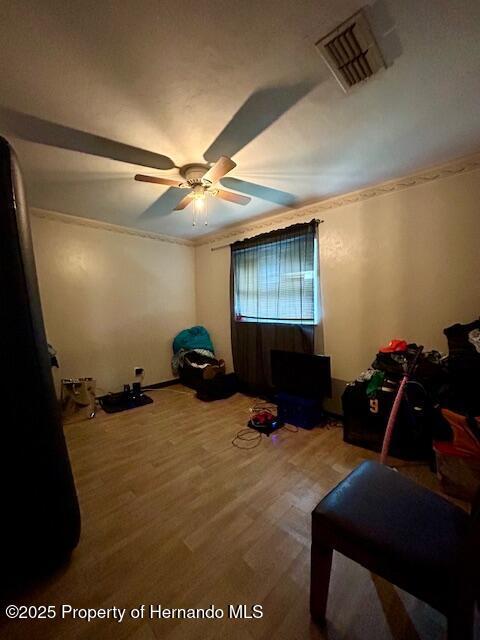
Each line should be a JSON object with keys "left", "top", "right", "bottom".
{"left": 276, "top": 392, "right": 324, "bottom": 429}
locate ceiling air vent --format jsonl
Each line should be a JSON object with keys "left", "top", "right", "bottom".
{"left": 315, "top": 8, "right": 386, "bottom": 92}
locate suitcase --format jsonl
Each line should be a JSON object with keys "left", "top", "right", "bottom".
{"left": 342, "top": 379, "right": 432, "bottom": 460}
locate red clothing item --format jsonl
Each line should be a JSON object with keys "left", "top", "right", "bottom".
{"left": 379, "top": 339, "right": 408, "bottom": 353}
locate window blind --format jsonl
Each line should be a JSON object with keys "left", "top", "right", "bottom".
{"left": 232, "top": 221, "right": 317, "bottom": 324}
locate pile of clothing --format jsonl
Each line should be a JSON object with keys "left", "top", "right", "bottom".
{"left": 343, "top": 340, "right": 445, "bottom": 460}
{"left": 172, "top": 325, "right": 225, "bottom": 382}
{"left": 343, "top": 319, "right": 480, "bottom": 497}
{"left": 172, "top": 325, "right": 236, "bottom": 401}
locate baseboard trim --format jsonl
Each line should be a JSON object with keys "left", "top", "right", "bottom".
{"left": 142, "top": 378, "right": 179, "bottom": 390}
{"left": 324, "top": 410, "right": 344, "bottom": 421}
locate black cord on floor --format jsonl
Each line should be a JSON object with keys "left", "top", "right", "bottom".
{"left": 232, "top": 399, "right": 304, "bottom": 449}
{"left": 232, "top": 423, "right": 299, "bottom": 449}
{"left": 232, "top": 428, "right": 265, "bottom": 449}
{"left": 281, "top": 424, "right": 298, "bottom": 433}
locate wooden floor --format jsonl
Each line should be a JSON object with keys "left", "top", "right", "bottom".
{"left": 1, "top": 386, "right": 453, "bottom": 640}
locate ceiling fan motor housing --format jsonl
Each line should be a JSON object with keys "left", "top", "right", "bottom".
{"left": 179, "top": 163, "right": 211, "bottom": 187}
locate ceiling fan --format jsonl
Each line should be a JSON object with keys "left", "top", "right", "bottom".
{"left": 0, "top": 83, "right": 314, "bottom": 229}
{"left": 135, "top": 156, "right": 250, "bottom": 226}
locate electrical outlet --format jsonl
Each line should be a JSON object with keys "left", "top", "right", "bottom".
{"left": 134, "top": 367, "right": 144, "bottom": 378}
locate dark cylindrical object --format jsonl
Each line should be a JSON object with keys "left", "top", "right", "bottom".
{"left": 0, "top": 137, "right": 81, "bottom": 587}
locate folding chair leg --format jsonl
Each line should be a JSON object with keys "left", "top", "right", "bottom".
{"left": 310, "top": 543, "right": 333, "bottom": 625}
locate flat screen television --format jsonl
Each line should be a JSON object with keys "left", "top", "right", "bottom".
{"left": 271, "top": 350, "right": 332, "bottom": 399}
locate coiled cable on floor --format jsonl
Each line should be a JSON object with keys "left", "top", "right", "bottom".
{"left": 232, "top": 400, "right": 299, "bottom": 449}
{"left": 232, "top": 428, "right": 264, "bottom": 449}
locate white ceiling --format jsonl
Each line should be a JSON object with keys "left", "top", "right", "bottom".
{"left": 1, "top": 0, "right": 480, "bottom": 239}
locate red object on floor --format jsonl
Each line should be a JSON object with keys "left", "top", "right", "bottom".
{"left": 434, "top": 409, "right": 480, "bottom": 500}
{"left": 441, "top": 408, "right": 480, "bottom": 456}
{"left": 434, "top": 441, "right": 480, "bottom": 501}
{"left": 252, "top": 410, "right": 275, "bottom": 425}
{"left": 379, "top": 339, "right": 408, "bottom": 353}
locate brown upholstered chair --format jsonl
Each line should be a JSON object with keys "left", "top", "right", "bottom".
{"left": 310, "top": 461, "right": 479, "bottom": 639}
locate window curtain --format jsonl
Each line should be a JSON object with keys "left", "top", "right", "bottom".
{"left": 230, "top": 220, "right": 318, "bottom": 396}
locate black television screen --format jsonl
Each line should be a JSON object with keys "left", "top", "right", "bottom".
{"left": 271, "top": 350, "right": 332, "bottom": 399}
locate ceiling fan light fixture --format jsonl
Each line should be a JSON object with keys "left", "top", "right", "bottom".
{"left": 134, "top": 155, "right": 251, "bottom": 228}
{"left": 192, "top": 186, "right": 207, "bottom": 227}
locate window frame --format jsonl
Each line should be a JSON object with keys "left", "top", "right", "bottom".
{"left": 232, "top": 231, "right": 319, "bottom": 326}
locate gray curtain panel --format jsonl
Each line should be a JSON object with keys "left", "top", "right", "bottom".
{"left": 230, "top": 220, "right": 318, "bottom": 396}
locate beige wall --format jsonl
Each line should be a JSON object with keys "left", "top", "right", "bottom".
{"left": 31, "top": 213, "right": 196, "bottom": 394}
{"left": 195, "top": 243, "right": 233, "bottom": 369}
{"left": 31, "top": 168, "right": 480, "bottom": 407}
{"left": 196, "top": 169, "right": 480, "bottom": 407}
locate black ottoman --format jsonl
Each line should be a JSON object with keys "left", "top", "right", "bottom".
{"left": 310, "top": 461, "right": 478, "bottom": 639}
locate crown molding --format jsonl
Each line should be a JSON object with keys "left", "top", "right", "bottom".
{"left": 194, "top": 150, "right": 480, "bottom": 247}
{"left": 30, "top": 208, "right": 195, "bottom": 247}
{"left": 29, "top": 149, "right": 480, "bottom": 249}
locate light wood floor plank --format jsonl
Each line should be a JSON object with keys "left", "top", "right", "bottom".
{"left": 1, "top": 386, "right": 453, "bottom": 639}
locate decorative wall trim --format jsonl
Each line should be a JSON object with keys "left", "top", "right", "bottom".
{"left": 195, "top": 150, "right": 480, "bottom": 247}
{"left": 31, "top": 208, "right": 195, "bottom": 247}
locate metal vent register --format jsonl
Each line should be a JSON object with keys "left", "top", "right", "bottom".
{"left": 316, "top": 8, "right": 386, "bottom": 91}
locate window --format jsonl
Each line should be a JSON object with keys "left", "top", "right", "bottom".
{"left": 232, "top": 221, "right": 318, "bottom": 324}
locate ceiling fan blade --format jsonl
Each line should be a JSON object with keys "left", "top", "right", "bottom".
{"left": 174, "top": 194, "right": 193, "bottom": 210}
{"left": 215, "top": 189, "right": 251, "bottom": 206}
{"left": 220, "top": 177, "right": 296, "bottom": 206}
{"left": 202, "top": 156, "right": 236, "bottom": 184}
{"left": 203, "top": 82, "right": 316, "bottom": 162}
{"left": 135, "top": 174, "right": 183, "bottom": 187}
{"left": 0, "top": 106, "right": 175, "bottom": 170}
{"left": 138, "top": 187, "right": 187, "bottom": 221}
